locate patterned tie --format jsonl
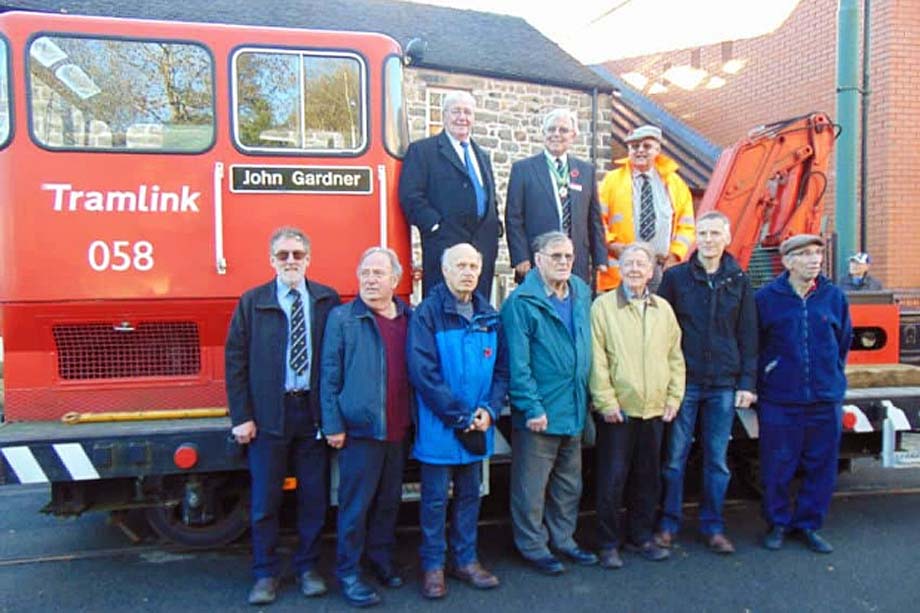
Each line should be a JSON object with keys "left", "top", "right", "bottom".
{"left": 288, "top": 288, "right": 308, "bottom": 376}
{"left": 557, "top": 157, "right": 572, "bottom": 237}
{"left": 638, "top": 173, "right": 656, "bottom": 242}
{"left": 462, "top": 141, "right": 486, "bottom": 218}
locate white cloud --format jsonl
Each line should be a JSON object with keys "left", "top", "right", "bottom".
{"left": 402, "top": 0, "right": 801, "bottom": 64}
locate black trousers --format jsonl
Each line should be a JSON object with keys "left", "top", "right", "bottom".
{"left": 595, "top": 415, "right": 664, "bottom": 550}
{"left": 248, "top": 393, "right": 327, "bottom": 579}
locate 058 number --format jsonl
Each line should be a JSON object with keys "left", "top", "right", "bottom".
{"left": 88, "top": 240, "right": 154, "bottom": 272}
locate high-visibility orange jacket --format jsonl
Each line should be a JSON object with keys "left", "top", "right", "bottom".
{"left": 596, "top": 154, "right": 695, "bottom": 291}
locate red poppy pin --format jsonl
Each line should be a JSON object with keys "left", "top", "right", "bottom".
{"left": 570, "top": 168, "right": 580, "bottom": 179}
{"left": 484, "top": 347, "right": 493, "bottom": 358}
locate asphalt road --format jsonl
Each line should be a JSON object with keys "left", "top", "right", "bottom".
{"left": 2, "top": 458, "right": 920, "bottom": 613}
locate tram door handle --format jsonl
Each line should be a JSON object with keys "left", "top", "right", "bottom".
{"left": 213, "top": 162, "right": 228, "bottom": 275}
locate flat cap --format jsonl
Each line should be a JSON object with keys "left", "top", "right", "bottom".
{"left": 779, "top": 233, "right": 825, "bottom": 256}
{"left": 624, "top": 125, "right": 663, "bottom": 143}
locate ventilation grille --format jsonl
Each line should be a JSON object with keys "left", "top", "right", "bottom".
{"left": 747, "top": 247, "right": 783, "bottom": 289}
{"left": 53, "top": 322, "right": 201, "bottom": 380}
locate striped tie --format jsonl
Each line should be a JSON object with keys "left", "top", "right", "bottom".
{"left": 289, "top": 289, "right": 308, "bottom": 376}
{"left": 558, "top": 158, "right": 572, "bottom": 237}
{"left": 638, "top": 173, "right": 656, "bottom": 242}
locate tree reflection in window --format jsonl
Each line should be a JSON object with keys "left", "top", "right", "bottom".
{"left": 235, "top": 50, "right": 365, "bottom": 153}
{"left": 28, "top": 36, "right": 213, "bottom": 151}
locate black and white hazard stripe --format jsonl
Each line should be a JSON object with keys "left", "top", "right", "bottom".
{"left": 1, "top": 443, "right": 100, "bottom": 485}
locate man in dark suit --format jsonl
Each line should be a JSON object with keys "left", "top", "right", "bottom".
{"left": 505, "top": 108, "right": 607, "bottom": 286}
{"left": 398, "top": 91, "right": 499, "bottom": 299}
{"left": 225, "top": 227, "right": 340, "bottom": 605}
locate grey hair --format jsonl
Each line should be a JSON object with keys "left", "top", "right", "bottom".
{"left": 269, "top": 227, "right": 310, "bottom": 255}
{"left": 697, "top": 210, "right": 732, "bottom": 234}
{"left": 542, "top": 108, "right": 578, "bottom": 136}
{"left": 441, "top": 91, "right": 476, "bottom": 116}
{"left": 441, "top": 242, "right": 482, "bottom": 269}
{"left": 356, "top": 246, "right": 403, "bottom": 281}
{"left": 532, "top": 230, "right": 572, "bottom": 254}
{"left": 620, "top": 241, "right": 655, "bottom": 264}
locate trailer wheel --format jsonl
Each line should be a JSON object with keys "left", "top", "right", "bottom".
{"left": 144, "top": 475, "right": 248, "bottom": 548}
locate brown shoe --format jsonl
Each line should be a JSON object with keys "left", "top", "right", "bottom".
{"left": 421, "top": 569, "right": 447, "bottom": 599}
{"left": 707, "top": 533, "right": 736, "bottom": 554}
{"left": 450, "top": 561, "right": 500, "bottom": 589}
{"left": 653, "top": 531, "right": 674, "bottom": 548}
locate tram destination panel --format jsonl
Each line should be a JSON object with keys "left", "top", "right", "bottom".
{"left": 230, "top": 165, "right": 372, "bottom": 194}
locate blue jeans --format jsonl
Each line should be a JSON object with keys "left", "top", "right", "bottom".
{"left": 419, "top": 461, "right": 482, "bottom": 571}
{"left": 759, "top": 401, "right": 841, "bottom": 531}
{"left": 659, "top": 385, "right": 734, "bottom": 536}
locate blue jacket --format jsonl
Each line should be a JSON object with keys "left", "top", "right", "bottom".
{"left": 658, "top": 252, "right": 758, "bottom": 390}
{"left": 500, "top": 269, "right": 592, "bottom": 435}
{"left": 320, "top": 296, "right": 413, "bottom": 440}
{"left": 408, "top": 283, "right": 509, "bottom": 464}
{"left": 225, "top": 278, "right": 340, "bottom": 436}
{"left": 755, "top": 272, "right": 852, "bottom": 405}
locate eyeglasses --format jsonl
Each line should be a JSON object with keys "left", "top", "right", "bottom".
{"left": 274, "top": 250, "right": 307, "bottom": 261}
{"left": 546, "top": 126, "right": 572, "bottom": 135}
{"left": 627, "top": 141, "right": 658, "bottom": 151}
{"left": 540, "top": 252, "right": 574, "bottom": 263}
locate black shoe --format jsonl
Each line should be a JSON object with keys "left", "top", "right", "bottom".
{"left": 797, "top": 529, "right": 833, "bottom": 554}
{"left": 339, "top": 575, "right": 381, "bottom": 608}
{"left": 527, "top": 555, "right": 566, "bottom": 575}
{"left": 248, "top": 577, "right": 279, "bottom": 605}
{"left": 299, "top": 570, "right": 328, "bottom": 597}
{"left": 625, "top": 541, "right": 670, "bottom": 561}
{"left": 368, "top": 563, "right": 403, "bottom": 589}
{"left": 559, "top": 546, "right": 599, "bottom": 566}
{"left": 763, "top": 526, "right": 785, "bottom": 551}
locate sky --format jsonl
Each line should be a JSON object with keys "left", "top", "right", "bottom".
{"left": 403, "top": 0, "right": 802, "bottom": 64}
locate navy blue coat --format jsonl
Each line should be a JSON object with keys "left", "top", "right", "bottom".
{"left": 407, "top": 283, "right": 509, "bottom": 464}
{"left": 398, "top": 131, "right": 499, "bottom": 298}
{"left": 505, "top": 153, "right": 606, "bottom": 285}
{"left": 320, "top": 297, "right": 413, "bottom": 440}
{"left": 225, "top": 278, "right": 340, "bottom": 436}
{"left": 755, "top": 272, "right": 852, "bottom": 405}
{"left": 658, "top": 253, "right": 758, "bottom": 390}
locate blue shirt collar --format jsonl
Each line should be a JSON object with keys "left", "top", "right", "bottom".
{"left": 622, "top": 284, "right": 649, "bottom": 301}
{"left": 276, "top": 276, "right": 307, "bottom": 300}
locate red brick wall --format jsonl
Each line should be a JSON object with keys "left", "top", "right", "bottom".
{"left": 868, "top": 0, "right": 920, "bottom": 291}
{"left": 601, "top": 0, "right": 920, "bottom": 290}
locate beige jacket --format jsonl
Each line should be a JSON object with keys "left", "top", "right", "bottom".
{"left": 589, "top": 286, "right": 685, "bottom": 419}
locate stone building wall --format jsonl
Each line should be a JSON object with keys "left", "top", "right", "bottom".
{"left": 403, "top": 67, "right": 613, "bottom": 295}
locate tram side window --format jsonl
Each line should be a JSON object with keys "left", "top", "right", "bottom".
{"left": 383, "top": 56, "right": 408, "bottom": 158}
{"left": 28, "top": 36, "right": 213, "bottom": 151}
{"left": 0, "top": 41, "right": 9, "bottom": 147}
{"left": 235, "top": 50, "right": 365, "bottom": 153}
